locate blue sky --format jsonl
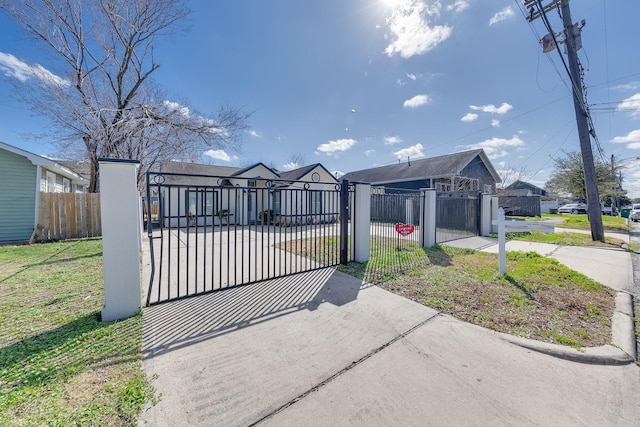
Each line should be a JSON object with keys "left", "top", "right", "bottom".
{"left": 2, "top": 0, "right": 640, "bottom": 197}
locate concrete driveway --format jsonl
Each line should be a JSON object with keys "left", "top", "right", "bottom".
{"left": 140, "top": 267, "right": 640, "bottom": 426}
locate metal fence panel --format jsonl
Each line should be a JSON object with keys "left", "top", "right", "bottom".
{"left": 436, "top": 192, "right": 480, "bottom": 243}
{"left": 368, "top": 189, "right": 425, "bottom": 281}
{"left": 144, "top": 171, "right": 350, "bottom": 306}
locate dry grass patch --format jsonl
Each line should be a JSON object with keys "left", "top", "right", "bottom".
{"left": 373, "top": 247, "right": 615, "bottom": 348}
{"left": 282, "top": 236, "right": 615, "bottom": 348}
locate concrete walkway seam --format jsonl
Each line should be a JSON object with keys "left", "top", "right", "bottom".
{"left": 249, "top": 312, "right": 441, "bottom": 426}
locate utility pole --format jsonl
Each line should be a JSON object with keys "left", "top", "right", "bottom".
{"left": 525, "top": 0, "right": 605, "bottom": 241}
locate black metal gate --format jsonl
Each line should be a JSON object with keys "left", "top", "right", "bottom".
{"left": 368, "top": 188, "right": 424, "bottom": 280}
{"left": 144, "top": 171, "right": 352, "bottom": 306}
{"left": 436, "top": 192, "right": 480, "bottom": 243}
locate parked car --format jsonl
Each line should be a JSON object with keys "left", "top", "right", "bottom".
{"left": 557, "top": 203, "right": 588, "bottom": 214}
{"left": 601, "top": 206, "right": 617, "bottom": 216}
{"left": 629, "top": 204, "right": 640, "bottom": 222}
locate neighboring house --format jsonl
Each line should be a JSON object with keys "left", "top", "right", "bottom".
{"left": 340, "top": 149, "right": 501, "bottom": 194}
{"left": 152, "top": 161, "right": 339, "bottom": 227}
{"left": 0, "top": 141, "right": 89, "bottom": 243}
{"left": 503, "top": 180, "right": 547, "bottom": 196}
{"left": 274, "top": 163, "right": 340, "bottom": 226}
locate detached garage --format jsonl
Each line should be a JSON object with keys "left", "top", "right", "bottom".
{"left": 0, "top": 141, "right": 88, "bottom": 243}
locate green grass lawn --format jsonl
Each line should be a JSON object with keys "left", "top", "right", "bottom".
{"left": 542, "top": 213, "right": 630, "bottom": 232}
{"left": 0, "top": 238, "right": 154, "bottom": 426}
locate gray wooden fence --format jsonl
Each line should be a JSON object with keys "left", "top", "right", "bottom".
{"left": 498, "top": 195, "right": 541, "bottom": 217}
{"left": 34, "top": 192, "right": 101, "bottom": 242}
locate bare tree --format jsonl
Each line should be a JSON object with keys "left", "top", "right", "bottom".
{"left": 283, "top": 153, "right": 307, "bottom": 170}
{"left": 0, "top": 0, "right": 249, "bottom": 191}
{"left": 497, "top": 165, "right": 530, "bottom": 190}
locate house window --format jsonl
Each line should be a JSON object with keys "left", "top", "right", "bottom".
{"left": 46, "top": 171, "right": 56, "bottom": 193}
{"left": 186, "top": 189, "right": 217, "bottom": 216}
{"left": 63, "top": 178, "right": 70, "bottom": 192}
{"left": 248, "top": 180, "right": 257, "bottom": 188}
{"left": 483, "top": 184, "right": 492, "bottom": 194}
{"left": 309, "top": 191, "right": 322, "bottom": 214}
{"left": 273, "top": 191, "right": 281, "bottom": 214}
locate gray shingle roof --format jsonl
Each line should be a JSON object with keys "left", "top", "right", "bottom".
{"left": 341, "top": 149, "right": 499, "bottom": 184}
{"left": 158, "top": 161, "right": 242, "bottom": 177}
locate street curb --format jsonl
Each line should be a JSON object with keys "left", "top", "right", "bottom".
{"left": 496, "top": 291, "right": 636, "bottom": 365}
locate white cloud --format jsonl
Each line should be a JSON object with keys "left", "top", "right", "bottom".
{"left": 447, "top": 0, "right": 469, "bottom": 13}
{"left": 317, "top": 138, "right": 357, "bottom": 155}
{"left": 394, "top": 143, "right": 424, "bottom": 159}
{"left": 469, "top": 102, "right": 513, "bottom": 114}
{"left": 283, "top": 162, "right": 299, "bottom": 170}
{"left": 613, "top": 82, "right": 639, "bottom": 91}
{"left": 247, "top": 129, "right": 262, "bottom": 138}
{"left": 333, "top": 170, "right": 345, "bottom": 179}
{"left": 489, "top": 6, "right": 514, "bottom": 26}
{"left": 163, "top": 100, "right": 191, "bottom": 118}
{"left": 610, "top": 129, "right": 640, "bottom": 148}
{"left": 364, "top": 149, "right": 376, "bottom": 156}
{"left": 385, "top": 136, "right": 403, "bottom": 145}
{"left": 403, "top": 94, "right": 430, "bottom": 108}
{"left": 464, "top": 135, "right": 525, "bottom": 159}
{"left": 0, "top": 51, "right": 69, "bottom": 87}
{"left": 617, "top": 93, "right": 640, "bottom": 118}
{"left": 406, "top": 73, "right": 417, "bottom": 80}
{"left": 491, "top": 119, "right": 500, "bottom": 127}
{"left": 384, "top": 1, "right": 453, "bottom": 58}
{"left": 461, "top": 113, "right": 478, "bottom": 122}
{"left": 203, "top": 149, "right": 236, "bottom": 162}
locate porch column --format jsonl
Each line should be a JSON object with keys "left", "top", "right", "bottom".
{"left": 420, "top": 188, "right": 436, "bottom": 247}
{"left": 350, "top": 183, "right": 370, "bottom": 263}
{"left": 99, "top": 158, "right": 141, "bottom": 322}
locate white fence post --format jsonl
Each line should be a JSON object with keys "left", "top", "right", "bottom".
{"left": 480, "top": 193, "right": 492, "bottom": 236}
{"left": 497, "top": 208, "right": 506, "bottom": 275}
{"left": 99, "top": 158, "right": 141, "bottom": 322}
{"left": 351, "top": 183, "right": 371, "bottom": 263}
{"left": 420, "top": 188, "right": 436, "bottom": 247}
{"left": 491, "top": 195, "right": 499, "bottom": 234}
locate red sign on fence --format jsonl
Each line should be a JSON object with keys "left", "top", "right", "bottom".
{"left": 395, "top": 223, "right": 415, "bottom": 237}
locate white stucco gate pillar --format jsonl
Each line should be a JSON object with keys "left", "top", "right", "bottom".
{"left": 99, "top": 158, "right": 141, "bottom": 322}
{"left": 420, "top": 188, "right": 436, "bottom": 247}
{"left": 350, "top": 183, "right": 371, "bottom": 263}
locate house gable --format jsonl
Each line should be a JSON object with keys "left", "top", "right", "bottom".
{"left": 341, "top": 149, "right": 500, "bottom": 192}
{"left": 0, "top": 141, "right": 88, "bottom": 189}
{"left": 279, "top": 163, "right": 338, "bottom": 184}
{"left": 233, "top": 162, "right": 279, "bottom": 180}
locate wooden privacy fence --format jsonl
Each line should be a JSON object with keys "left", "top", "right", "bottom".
{"left": 498, "top": 195, "right": 541, "bottom": 217}
{"left": 34, "top": 192, "right": 102, "bottom": 242}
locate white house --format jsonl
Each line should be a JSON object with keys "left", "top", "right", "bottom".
{"left": 152, "top": 161, "right": 340, "bottom": 228}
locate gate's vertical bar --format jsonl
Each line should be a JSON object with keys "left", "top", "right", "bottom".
{"left": 145, "top": 172, "right": 156, "bottom": 307}
{"left": 236, "top": 186, "right": 245, "bottom": 284}
{"left": 232, "top": 184, "right": 242, "bottom": 286}
{"left": 339, "top": 180, "right": 349, "bottom": 264}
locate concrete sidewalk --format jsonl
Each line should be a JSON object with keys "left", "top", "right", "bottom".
{"left": 140, "top": 236, "right": 639, "bottom": 426}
